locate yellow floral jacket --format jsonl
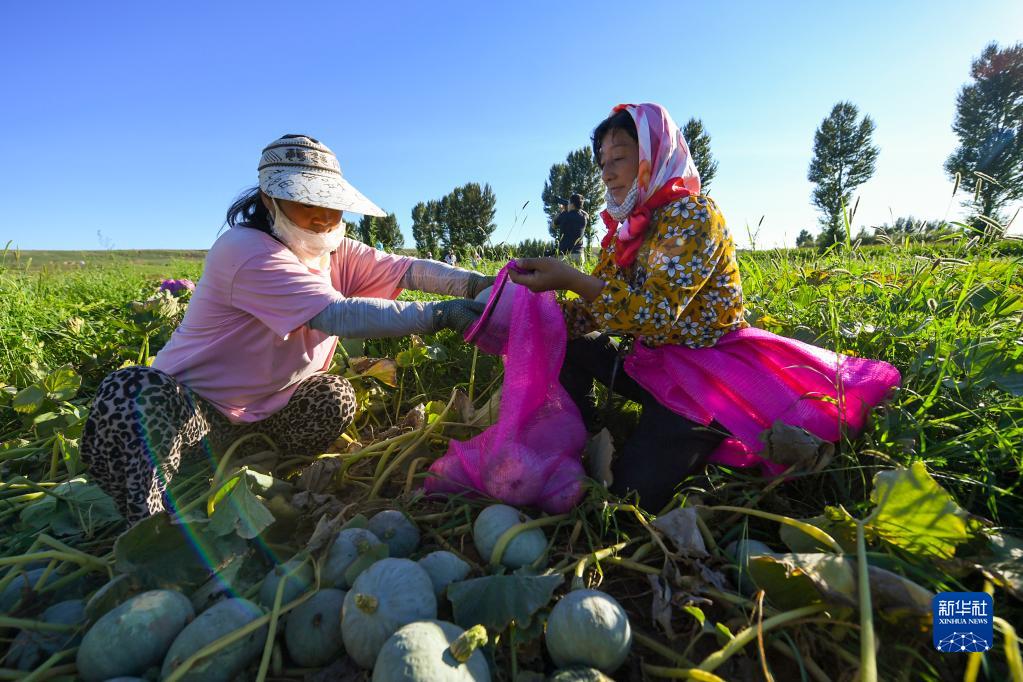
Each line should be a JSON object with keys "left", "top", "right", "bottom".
{"left": 563, "top": 195, "right": 748, "bottom": 348}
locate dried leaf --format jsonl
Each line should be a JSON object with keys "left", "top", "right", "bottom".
{"left": 759, "top": 420, "right": 834, "bottom": 472}
{"left": 297, "top": 457, "right": 342, "bottom": 494}
{"left": 651, "top": 507, "right": 707, "bottom": 556}
{"left": 647, "top": 574, "right": 676, "bottom": 639}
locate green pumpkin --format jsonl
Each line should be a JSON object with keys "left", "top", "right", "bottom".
{"left": 472, "top": 504, "right": 547, "bottom": 569}
{"left": 372, "top": 620, "right": 491, "bottom": 681}
{"left": 322, "top": 527, "right": 387, "bottom": 588}
{"left": 284, "top": 588, "right": 346, "bottom": 667}
{"left": 76, "top": 590, "right": 194, "bottom": 681}
{"left": 258, "top": 558, "right": 314, "bottom": 608}
{"left": 8, "top": 599, "right": 86, "bottom": 671}
{"left": 161, "top": 597, "right": 267, "bottom": 682}
{"left": 417, "top": 551, "right": 471, "bottom": 597}
{"left": 341, "top": 558, "right": 437, "bottom": 668}
{"left": 367, "top": 509, "right": 421, "bottom": 558}
{"left": 545, "top": 590, "right": 631, "bottom": 673}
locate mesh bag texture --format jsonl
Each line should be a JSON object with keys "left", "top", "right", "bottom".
{"left": 424, "top": 264, "right": 586, "bottom": 513}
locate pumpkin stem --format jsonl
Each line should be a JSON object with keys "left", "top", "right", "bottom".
{"left": 449, "top": 624, "right": 488, "bottom": 663}
{"left": 354, "top": 593, "right": 378, "bottom": 614}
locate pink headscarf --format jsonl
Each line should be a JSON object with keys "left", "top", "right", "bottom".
{"left": 600, "top": 103, "right": 702, "bottom": 267}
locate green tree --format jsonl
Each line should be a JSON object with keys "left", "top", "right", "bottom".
{"left": 682, "top": 118, "right": 719, "bottom": 191}
{"left": 541, "top": 148, "right": 604, "bottom": 247}
{"left": 795, "top": 229, "right": 815, "bottom": 248}
{"left": 807, "top": 102, "right": 879, "bottom": 246}
{"left": 354, "top": 215, "right": 376, "bottom": 245}
{"left": 439, "top": 182, "right": 497, "bottom": 250}
{"left": 411, "top": 200, "right": 442, "bottom": 256}
{"left": 374, "top": 213, "right": 404, "bottom": 251}
{"left": 944, "top": 42, "right": 1023, "bottom": 240}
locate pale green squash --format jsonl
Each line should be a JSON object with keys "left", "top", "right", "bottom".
{"left": 160, "top": 597, "right": 267, "bottom": 682}
{"left": 367, "top": 509, "right": 421, "bottom": 558}
{"left": 322, "top": 527, "right": 387, "bottom": 588}
{"left": 372, "top": 620, "right": 491, "bottom": 681}
{"left": 472, "top": 504, "right": 547, "bottom": 569}
{"left": 341, "top": 558, "right": 437, "bottom": 668}
{"left": 417, "top": 551, "right": 471, "bottom": 597}
{"left": 284, "top": 588, "right": 346, "bottom": 667}
{"left": 76, "top": 589, "right": 194, "bottom": 681}
{"left": 545, "top": 589, "right": 631, "bottom": 673}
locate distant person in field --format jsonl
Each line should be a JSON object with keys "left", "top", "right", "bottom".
{"left": 554, "top": 193, "right": 588, "bottom": 265}
{"left": 510, "top": 103, "right": 900, "bottom": 510}
{"left": 444, "top": 251, "right": 457, "bottom": 266}
{"left": 80, "top": 134, "right": 492, "bottom": 523}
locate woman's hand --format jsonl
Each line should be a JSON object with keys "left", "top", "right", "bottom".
{"left": 508, "top": 258, "right": 578, "bottom": 292}
{"left": 509, "top": 258, "right": 605, "bottom": 301}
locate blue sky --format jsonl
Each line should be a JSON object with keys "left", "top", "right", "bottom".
{"left": 2, "top": 1, "right": 1021, "bottom": 251}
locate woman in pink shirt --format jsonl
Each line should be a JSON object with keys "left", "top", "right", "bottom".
{"left": 81, "top": 135, "right": 491, "bottom": 523}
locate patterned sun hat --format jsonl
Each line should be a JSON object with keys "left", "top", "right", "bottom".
{"left": 258, "top": 134, "right": 385, "bottom": 216}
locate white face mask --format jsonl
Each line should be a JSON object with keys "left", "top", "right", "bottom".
{"left": 604, "top": 178, "right": 640, "bottom": 222}
{"left": 269, "top": 198, "right": 346, "bottom": 271}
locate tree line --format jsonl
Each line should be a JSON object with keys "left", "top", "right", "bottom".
{"left": 352, "top": 41, "right": 1020, "bottom": 255}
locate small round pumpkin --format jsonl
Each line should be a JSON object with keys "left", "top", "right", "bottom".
{"left": 545, "top": 589, "right": 631, "bottom": 673}
{"left": 372, "top": 620, "right": 491, "bottom": 681}
{"left": 417, "top": 551, "right": 471, "bottom": 597}
{"left": 472, "top": 504, "right": 547, "bottom": 569}
{"left": 322, "top": 528, "right": 387, "bottom": 588}
{"left": 342, "top": 558, "right": 437, "bottom": 668}
{"left": 548, "top": 667, "right": 616, "bottom": 682}
{"left": 284, "top": 588, "right": 346, "bottom": 667}
{"left": 367, "top": 509, "right": 421, "bottom": 558}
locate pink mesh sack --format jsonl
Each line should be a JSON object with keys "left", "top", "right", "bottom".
{"left": 424, "top": 264, "right": 587, "bottom": 513}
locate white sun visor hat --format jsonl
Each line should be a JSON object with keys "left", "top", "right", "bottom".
{"left": 258, "top": 134, "right": 386, "bottom": 217}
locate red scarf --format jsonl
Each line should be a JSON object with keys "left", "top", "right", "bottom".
{"left": 600, "top": 178, "right": 691, "bottom": 268}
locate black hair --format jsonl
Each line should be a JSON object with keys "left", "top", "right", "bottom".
{"left": 569, "top": 193, "right": 583, "bottom": 209}
{"left": 225, "top": 186, "right": 273, "bottom": 235}
{"left": 592, "top": 109, "right": 638, "bottom": 165}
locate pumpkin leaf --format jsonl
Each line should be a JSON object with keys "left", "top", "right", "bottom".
{"left": 12, "top": 385, "right": 47, "bottom": 414}
{"left": 41, "top": 365, "right": 82, "bottom": 402}
{"left": 779, "top": 511, "right": 857, "bottom": 553}
{"left": 209, "top": 473, "right": 276, "bottom": 540}
{"left": 868, "top": 461, "right": 981, "bottom": 559}
{"left": 447, "top": 574, "right": 562, "bottom": 632}
{"left": 749, "top": 553, "right": 857, "bottom": 612}
{"left": 114, "top": 512, "right": 247, "bottom": 591}
{"left": 19, "top": 477, "right": 121, "bottom": 535}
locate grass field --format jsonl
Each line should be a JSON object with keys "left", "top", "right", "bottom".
{"left": 0, "top": 238, "right": 1021, "bottom": 681}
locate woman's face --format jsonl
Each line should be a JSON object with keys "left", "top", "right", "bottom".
{"left": 261, "top": 193, "right": 343, "bottom": 233}
{"left": 599, "top": 128, "right": 640, "bottom": 204}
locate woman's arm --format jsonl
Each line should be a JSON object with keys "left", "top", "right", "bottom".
{"left": 400, "top": 259, "right": 493, "bottom": 298}
{"left": 507, "top": 258, "right": 605, "bottom": 301}
{"left": 307, "top": 297, "right": 484, "bottom": 338}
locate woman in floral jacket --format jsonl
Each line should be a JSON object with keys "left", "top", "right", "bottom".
{"left": 511, "top": 103, "right": 899, "bottom": 511}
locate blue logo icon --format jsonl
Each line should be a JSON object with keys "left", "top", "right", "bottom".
{"left": 932, "top": 592, "right": 993, "bottom": 653}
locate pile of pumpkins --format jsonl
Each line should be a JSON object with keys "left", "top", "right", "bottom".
{"left": 11, "top": 504, "right": 633, "bottom": 681}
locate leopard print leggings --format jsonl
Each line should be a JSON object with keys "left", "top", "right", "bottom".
{"left": 80, "top": 366, "right": 356, "bottom": 523}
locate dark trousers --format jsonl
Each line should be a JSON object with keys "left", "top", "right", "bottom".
{"left": 559, "top": 333, "right": 725, "bottom": 511}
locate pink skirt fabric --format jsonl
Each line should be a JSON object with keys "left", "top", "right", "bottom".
{"left": 624, "top": 327, "right": 901, "bottom": 475}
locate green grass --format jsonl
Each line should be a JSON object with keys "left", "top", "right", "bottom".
{"left": 1, "top": 239, "right": 1021, "bottom": 681}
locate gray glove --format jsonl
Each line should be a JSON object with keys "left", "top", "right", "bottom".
{"left": 431, "top": 299, "right": 486, "bottom": 334}
{"left": 466, "top": 273, "right": 495, "bottom": 299}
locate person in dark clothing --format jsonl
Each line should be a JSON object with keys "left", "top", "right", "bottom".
{"left": 554, "top": 193, "right": 588, "bottom": 265}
